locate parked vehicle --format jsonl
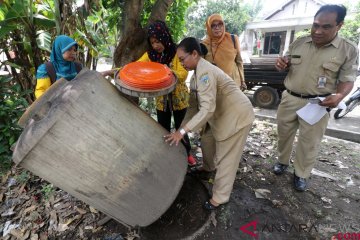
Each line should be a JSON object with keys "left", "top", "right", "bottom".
{"left": 244, "top": 57, "right": 287, "bottom": 109}
{"left": 334, "top": 87, "right": 360, "bottom": 119}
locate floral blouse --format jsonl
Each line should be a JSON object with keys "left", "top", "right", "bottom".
{"left": 137, "top": 52, "right": 189, "bottom": 111}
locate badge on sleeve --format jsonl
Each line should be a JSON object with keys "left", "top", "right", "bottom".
{"left": 200, "top": 74, "right": 209, "bottom": 85}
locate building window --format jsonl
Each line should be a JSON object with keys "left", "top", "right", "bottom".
{"left": 263, "top": 31, "right": 286, "bottom": 55}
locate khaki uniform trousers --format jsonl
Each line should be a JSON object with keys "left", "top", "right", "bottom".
{"left": 203, "top": 124, "right": 252, "bottom": 204}
{"left": 277, "top": 92, "right": 329, "bottom": 178}
{"left": 200, "top": 124, "right": 216, "bottom": 172}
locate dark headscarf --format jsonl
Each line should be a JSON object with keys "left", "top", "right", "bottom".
{"left": 147, "top": 20, "right": 176, "bottom": 65}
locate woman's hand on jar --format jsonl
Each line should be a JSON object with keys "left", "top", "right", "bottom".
{"left": 164, "top": 131, "right": 183, "bottom": 146}
{"left": 100, "top": 69, "right": 115, "bottom": 78}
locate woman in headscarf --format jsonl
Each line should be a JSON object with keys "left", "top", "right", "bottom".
{"left": 198, "top": 14, "right": 248, "bottom": 177}
{"left": 202, "top": 14, "right": 246, "bottom": 91}
{"left": 35, "top": 35, "right": 82, "bottom": 99}
{"left": 137, "top": 20, "right": 196, "bottom": 166}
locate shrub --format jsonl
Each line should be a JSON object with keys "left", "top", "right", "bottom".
{"left": 0, "top": 75, "right": 29, "bottom": 174}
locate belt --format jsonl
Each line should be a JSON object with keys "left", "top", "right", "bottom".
{"left": 286, "top": 89, "right": 331, "bottom": 99}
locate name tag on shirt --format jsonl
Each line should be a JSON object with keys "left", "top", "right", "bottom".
{"left": 317, "top": 76, "right": 327, "bottom": 88}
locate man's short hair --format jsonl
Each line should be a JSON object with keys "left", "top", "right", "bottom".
{"left": 315, "top": 4, "right": 347, "bottom": 25}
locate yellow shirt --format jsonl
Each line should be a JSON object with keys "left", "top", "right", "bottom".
{"left": 137, "top": 52, "right": 189, "bottom": 111}
{"left": 35, "top": 77, "right": 51, "bottom": 99}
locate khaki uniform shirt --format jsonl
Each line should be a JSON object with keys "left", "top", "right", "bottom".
{"left": 185, "top": 58, "right": 254, "bottom": 141}
{"left": 285, "top": 35, "right": 358, "bottom": 95}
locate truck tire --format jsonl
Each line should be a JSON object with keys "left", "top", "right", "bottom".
{"left": 253, "top": 86, "right": 279, "bottom": 109}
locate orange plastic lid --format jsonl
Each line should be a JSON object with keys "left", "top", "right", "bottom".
{"left": 119, "top": 62, "right": 174, "bottom": 90}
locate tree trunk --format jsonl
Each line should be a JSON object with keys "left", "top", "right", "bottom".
{"left": 113, "top": 0, "right": 175, "bottom": 67}
{"left": 148, "top": 0, "right": 174, "bottom": 23}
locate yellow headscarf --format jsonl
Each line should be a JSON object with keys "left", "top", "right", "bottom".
{"left": 203, "top": 14, "right": 226, "bottom": 46}
{"left": 202, "top": 14, "right": 238, "bottom": 76}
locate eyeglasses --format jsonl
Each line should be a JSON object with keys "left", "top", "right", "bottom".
{"left": 211, "top": 22, "right": 223, "bottom": 29}
{"left": 179, "top": 54, "right": 190, "bottom": 64}
{"left": 312, "top": 23, "right": 337, "bottom": 31}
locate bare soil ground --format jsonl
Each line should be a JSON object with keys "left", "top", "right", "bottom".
{"left": 1, "top": 119, "right": 360, "bottom": 240}
{"left": 194, "top": 120, "right": 360, "bottom": 240}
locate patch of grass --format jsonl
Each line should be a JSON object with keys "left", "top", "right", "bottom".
{"left": 41, "top": 183, "right": 54, "bottom": 200}
{"left": 15, "top": 170, "right": 30, "bottom": 184}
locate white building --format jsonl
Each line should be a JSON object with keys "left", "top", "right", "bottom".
{"left": 243, "top": 0, "right": 326, "bottom": 57}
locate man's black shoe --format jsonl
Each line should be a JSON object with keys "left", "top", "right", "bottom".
{"left": 273, "top": 163, "right": 288, "bottom": 175}
{"left": 293, "top": 173, "right": 307, "bottom": 191}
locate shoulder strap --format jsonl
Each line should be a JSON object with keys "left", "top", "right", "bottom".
{"left": 45, "top": 62, "right": 56, "bottom": 84}
{"left": 231, "top": 34, "right": 236, "bottom": 49}
{"left": 45, "top": 62, "right": 82, "bottom": 84}
{"left": 74, "top": 62, "right": 82, "bottom": 73}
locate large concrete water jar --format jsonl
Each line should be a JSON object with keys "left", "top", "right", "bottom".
{"left": 13, "top": 69, "right": 187, "bottom": 227}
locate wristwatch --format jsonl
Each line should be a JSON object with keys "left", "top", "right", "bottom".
{"left": 179, "top": 128, "right": 186, "bottom": 136}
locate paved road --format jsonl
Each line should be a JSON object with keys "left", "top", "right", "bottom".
{"left": 253, "top": 79, "right": 360, "bottom": 143}
{"left": 254, "top": 104, "right": 360, "bottom": 143}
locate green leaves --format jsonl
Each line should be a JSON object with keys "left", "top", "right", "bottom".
{"left": 33, "top": 14, "right": 56, "bottom": 28}
{"left": 185, "top": 0, "right": 262, "bottom": 38}
{"left": 0, "top": 75, "right": 28, "bottom": 170}
{"left": 0, "top": 25, "right": 17, "bottom": 39}
{"left": 36, "top": 30, "right": 52, "bottom": 52}
{"left": 339, "top": 1, "right": 360, "bottom": 44}
{"left": 73, "top": 29, "right": 99, "bottom": 58}
{"left": 166, "top": 0, "right": 194, "bottom": 42}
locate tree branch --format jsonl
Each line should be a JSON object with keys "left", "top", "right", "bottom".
{"left": 148, "top": 0, "right": 174, "bottom": 24}
{"left": 114, "top": 0, "right": 146, "bottom": 66}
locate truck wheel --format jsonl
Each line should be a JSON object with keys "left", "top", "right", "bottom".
{"left": 253, "top": 86, "right": 279, "bottom": 109}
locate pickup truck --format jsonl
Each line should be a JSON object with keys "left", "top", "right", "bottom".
{"left": 244, "top": 57, "right": 288, "bottom": 109}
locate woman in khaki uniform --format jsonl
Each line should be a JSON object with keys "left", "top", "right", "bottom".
{"left": 164, "top": 37, "right": 254, "bottom": 210}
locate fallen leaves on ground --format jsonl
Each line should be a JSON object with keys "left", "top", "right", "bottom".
{"left": 1, "top": 120, "right": 359, "bottom": 240}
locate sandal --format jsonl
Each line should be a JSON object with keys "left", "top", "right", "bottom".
{"left": 203, "top": 200, "right": 219, "bottom": 210}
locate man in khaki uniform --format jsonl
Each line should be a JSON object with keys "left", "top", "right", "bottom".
{"left": 273, "top": 4, "right": 358, "bottom": 191}
{"left": 165, "top": 37, "right": 254, "bottom": 209}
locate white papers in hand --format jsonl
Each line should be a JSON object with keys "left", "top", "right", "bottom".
{"left": 296, "top": 103, "right": 327, "bottom": 125}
